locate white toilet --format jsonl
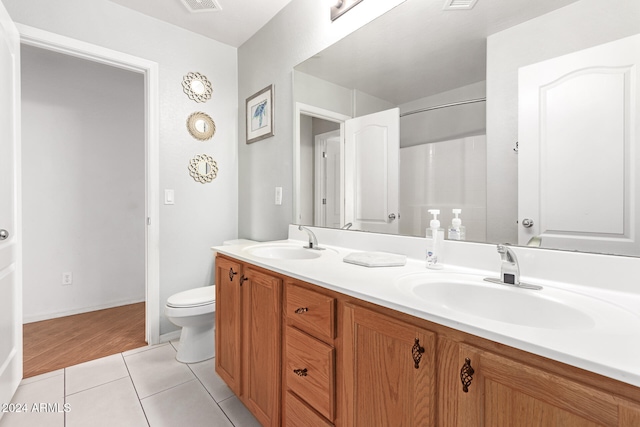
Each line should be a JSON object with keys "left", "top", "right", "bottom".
{"left": 164, "top": 285, "right": 216, "bottom": 363}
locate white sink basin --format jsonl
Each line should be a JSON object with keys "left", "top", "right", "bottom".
{"left": 244, "top": 243, "right": 324, "bottom": 260}
{"left": 395, "top": 272, "right": 638, "bottom": 330}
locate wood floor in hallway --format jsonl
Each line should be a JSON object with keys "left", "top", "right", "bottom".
{"left": 23, "top": 302, "right": 147, "bottom": 378}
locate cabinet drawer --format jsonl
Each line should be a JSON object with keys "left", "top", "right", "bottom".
{"left": 285, "top": 326, "right": 335, "bottom": 421}
{"left": 286, "top": 282, "right": 335, "bottom": 342}
{"left": 285, "top": 391, "right": 333, "bottom": 427}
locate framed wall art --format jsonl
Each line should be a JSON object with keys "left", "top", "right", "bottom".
{"left": 246, "top": 84, "right": 274, "bottom": 144}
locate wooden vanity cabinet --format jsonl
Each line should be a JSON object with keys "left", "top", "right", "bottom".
{"left": 215, "top": 255, "right": 640, "bottom": 427}
{"left": 215, "top": 255, "right": 282, "bottom": 427}
{"left": 342, "top": 303, "right": 437, "bottom": 427}
{"left": 438, "top": 338, "right": 640, "bottom": 427}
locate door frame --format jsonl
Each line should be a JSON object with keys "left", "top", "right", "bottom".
{"left": 313, "top": 130, "right": 341, "bottom": 227}
{"left": 17, "top": 24, "right": 160, "bottom": 345}
{"left": 294, "top": 102, "right": 351, "bottom": 226}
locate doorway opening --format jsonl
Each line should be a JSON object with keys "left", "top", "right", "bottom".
{"left": 294, "top": 103, "right": 351, "bottom": 229}
{"left": 17, "top": 25, "right": 160, "bottom": 376}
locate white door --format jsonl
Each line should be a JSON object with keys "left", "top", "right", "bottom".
{"left": 518, "top": 34, "right": 640, "bottom": 255}
{"left": 344, "top": 108, "right": 400, "bottom": 233}
{"left": 314, "top": 130, "right": 342, "bottom": 228}
{"left": 0, "top": 0, "right": 22, "bottom": 412}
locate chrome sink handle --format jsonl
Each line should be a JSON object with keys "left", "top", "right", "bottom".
{"left": 298, "top": 225, "right": 325, "bottom": 250}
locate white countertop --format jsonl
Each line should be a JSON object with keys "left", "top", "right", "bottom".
{"left": 213, "top": 238, "right": 640, "bottom": 388}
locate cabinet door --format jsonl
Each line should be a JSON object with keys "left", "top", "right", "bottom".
{"left": 342, "top": 303, "right": 436, "bottom": 426}
{"left": 443, "top": 341, "right": 630, "bottom": 426}
{"left": 215, "top": 256, "right": 243, "bottom": 396}
{"left": 243, "top": 267, "right": 282, "bottom": 427}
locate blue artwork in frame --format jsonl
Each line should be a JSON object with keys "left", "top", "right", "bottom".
{"left": 246, "top": 85, "right": 274, "bottom": 144}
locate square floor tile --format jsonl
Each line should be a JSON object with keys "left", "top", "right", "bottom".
{"left": 218, "top": 396, "right": 261, "bottom": 427}
{"left": 20, "top": 369, "right": 63, "bottom": 387}
{"left": 124, "top": 344, "right": 194, "bottom": 399}
{"left": 65, "top": 353, "right": 129, "bottom": 396}
{"left": 65, "top": 377, "right": 147, "bottom": 427}
{"left": 188, "top": 358, "right": 233, "bottom": 403}
{"left": 141, "top": 379, "right": 232, "bottom": 427}
{"left": 0, "top": 373, "right": 64, "bottom": 427}
{"left": 122, "top": 343, "right": 168, "bottom": 358}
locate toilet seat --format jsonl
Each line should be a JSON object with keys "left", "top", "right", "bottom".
{"left": 167, "top": 286, "right": 215, "bottom": 308}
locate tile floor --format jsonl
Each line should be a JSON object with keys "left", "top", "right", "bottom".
{"left": 0, "top": 342, "right": 261, "bottom": 427}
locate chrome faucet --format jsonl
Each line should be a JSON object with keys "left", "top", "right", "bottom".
{"left": 298, "top": 225, "right": 325, "bottom": 250}
{"left": 484, "top": 244, "right": 542, "bottom": 290}
{"left": 341, "top": 222, "right": 353, "bottom": 230}
{"left": 497, "top": 244, "right": 520, "bottom": 285}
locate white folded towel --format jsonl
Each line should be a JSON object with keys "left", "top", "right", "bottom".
{"left": 343, "top": 251, "right": 407, "bottom": 267}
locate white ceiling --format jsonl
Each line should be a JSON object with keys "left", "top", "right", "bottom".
{"left": 108, "top": 0, "right": 294, "bottom": 47}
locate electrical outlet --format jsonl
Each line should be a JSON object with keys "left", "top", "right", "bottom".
{"left": 62, "top": 272, "right": 73, "bottom": 286}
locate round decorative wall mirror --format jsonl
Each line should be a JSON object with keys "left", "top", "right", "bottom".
{"left": 189, "top": 154, "right": 218, "bottom": 184}
{"left": 182, "top": 72, "right": 212, "bottom": 103}
{"left": 187, "top": 112, "right": 216, "bottom": 141}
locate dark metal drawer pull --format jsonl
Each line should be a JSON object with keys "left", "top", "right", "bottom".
{"left": 229, "top": 268, "right": 237, "bottom": 281}
{"left": 294, "top": 307, "right": 308, "bottom": 314}
{"left": 293, "top": 368, "right": 308, "bottom": 377}
{"left": 460, "top": 358, "right": 475, "bottom": 392}
{"left": 411, "top": 338, "right": 425, "bottom": 369}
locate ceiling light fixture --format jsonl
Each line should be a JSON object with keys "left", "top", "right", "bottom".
{"left": 331, "top": 0, "right": 363, "bottom": 21}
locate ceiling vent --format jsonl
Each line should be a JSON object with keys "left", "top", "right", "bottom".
{"left": 181, "top": 0, "right": 222, "bottom": 13}
{"left": 443, "top": 0, "right": 478, "bottom": 10}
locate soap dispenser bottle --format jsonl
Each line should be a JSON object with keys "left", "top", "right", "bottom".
{"left": 426, "top": 209, "right": 444, "bottom": 269}
{"left": 448, "top": 209, "right": 466, "bottom": 241}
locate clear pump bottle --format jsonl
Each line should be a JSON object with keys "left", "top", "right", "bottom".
{"left": 426, "top": 209, "right": 444, "bottom": 269}
{"left": 448, "top": 209, "right": 466, "bottom": 241}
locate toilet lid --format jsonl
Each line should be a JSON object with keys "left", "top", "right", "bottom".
{"left": 167, "top": 286, "right": 215, "bottom": 308}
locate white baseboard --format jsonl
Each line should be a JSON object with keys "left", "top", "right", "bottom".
{"left": 160, "top": 330, "right": 182, "bottom": 343}
{"left": 23, "top": 298, "right": 145, "bottom": 324}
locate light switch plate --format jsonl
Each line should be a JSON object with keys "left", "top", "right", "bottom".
{"left": 164, "top": 189, "right": 175, "bottom": 205}
{"left": 275, "top": 187, "right": 282, "bottom": 205}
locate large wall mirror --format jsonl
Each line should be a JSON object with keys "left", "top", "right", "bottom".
{"left": 293, "top": 0, "right": 640, "bottom": 257}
